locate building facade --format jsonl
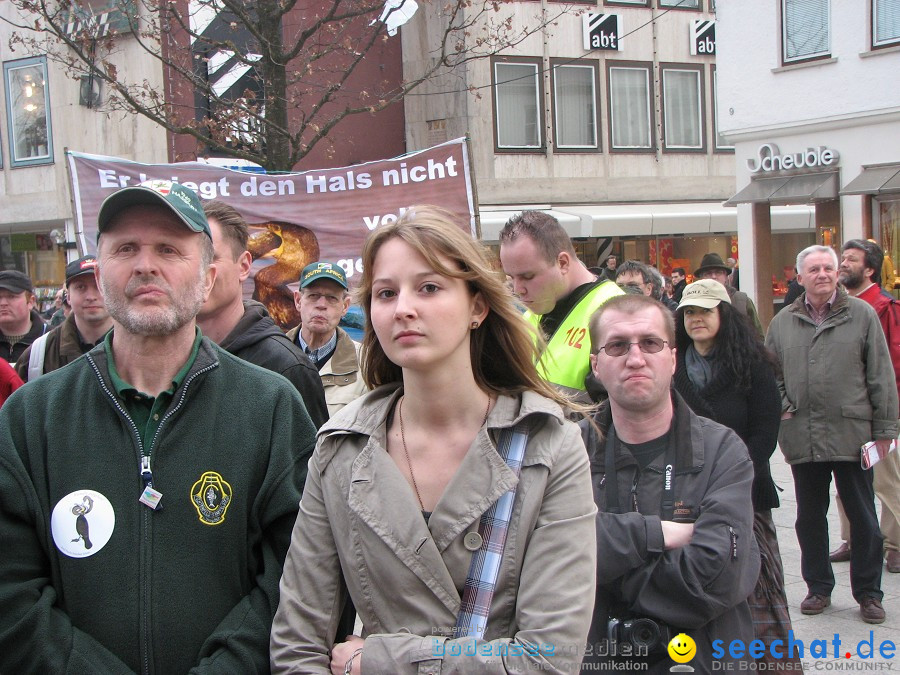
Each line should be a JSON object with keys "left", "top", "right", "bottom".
{"left": 402, "top": 0, "right": 814, "bottom": 280}
{"left": 716, "top": 0, "right": 900, "bottom": 324}
{"left": 0, "top": 1, "right": 168, "bottom": 307}
{"left": 164, "top": 1, "right": 406, "bottom": 171}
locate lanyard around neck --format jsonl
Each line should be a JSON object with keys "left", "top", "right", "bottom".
{"left": 603, "top": 423, "right": 676, "bottom": 521}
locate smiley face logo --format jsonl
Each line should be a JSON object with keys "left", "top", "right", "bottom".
{"left": 668, "top": 633, "right": 696, "bottom": 664}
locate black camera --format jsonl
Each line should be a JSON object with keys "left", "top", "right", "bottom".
{"left": 607, "top": 617, "right": 672, "bottom": 654}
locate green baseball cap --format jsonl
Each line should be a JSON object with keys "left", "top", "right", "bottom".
{"left": 97, "top": 180, "right": 211, "bottom": 239}
{"left": 300, "top": 262, "right": 348, "bottom": 289}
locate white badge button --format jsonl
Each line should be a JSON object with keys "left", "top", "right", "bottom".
{"left": 51, "top": 490, "right": 116, "bottom": 558}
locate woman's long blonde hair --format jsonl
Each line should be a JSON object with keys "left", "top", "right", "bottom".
{"left": 355, "top": 205, "right": 574, "bottom": 409}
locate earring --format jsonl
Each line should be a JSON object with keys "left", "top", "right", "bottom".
{"left": 471, "top": 321, "right": 479, "bottom": 329}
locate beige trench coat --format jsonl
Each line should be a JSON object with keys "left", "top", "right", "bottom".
{"left": 271, "top": 384, "right": 597, "bottom": 674}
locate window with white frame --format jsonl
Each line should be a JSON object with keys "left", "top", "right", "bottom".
{"left": 873, "top": 0, "right": 900, "bottom": 47}
{"left": 3, "top": 57, "right": 53, "bottom": 167}
{"left": 782, "top": 0, "right": 830, "bottom": 63}
{"left": 609, "top": 64, "right": 652, "bottom": 150}
{"left": 493, "top": 60, "right": 542, "bottom": 150}
{"left": 662, "top": 66, "right": 703, "bottom": 150}
{"left": 659, "top": 0, "right": 700, "bottom": 9}
{"left": 552, "top": 63, "right": 598, "bottom": 150}
{"left": 711, "top": 68, "right": 732, "bottom": 151}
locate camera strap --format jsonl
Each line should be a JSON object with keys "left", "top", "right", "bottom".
{"left": 603, "top": 424, "right": 676, "bottom": 520}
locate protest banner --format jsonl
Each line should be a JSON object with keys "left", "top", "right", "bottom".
{"left": 66, "top": 138, "right": 476, "bottom": 328}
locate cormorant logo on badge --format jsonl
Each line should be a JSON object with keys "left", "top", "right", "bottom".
{"left": 190, "top": 471, "right": 233, "bottom": 525}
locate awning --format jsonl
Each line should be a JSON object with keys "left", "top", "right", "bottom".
{"left": 477, "top": 202, "right": 815, "bottom": 241}
{"left": 724, "top": 171, "right": 838, "bottom": 206}
{"left": 478, "top": 207, "right": 583, "bottom": 240}
{"left": 840, "top": 165, "right": 900, "bottom": 196}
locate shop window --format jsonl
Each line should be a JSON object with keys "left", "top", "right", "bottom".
{"left": 492, "top": 58, "right": 543, "bottom": 152}
{"left": 3, "top": 57, "right": 53, "bottom": 167}
{"left": 552, "top": 62, "right": 599, "bottom": 151}
{"left": 711, "top": 66, "right": 733, "bottom": 152}
{"left": 873, "top": 0, "right": 900, "bottom": 47}
{"left": 608, "top": 62, "right": 654, "bottom": 151}
{"left": 782, "top": 0, "right": 830, "bottom": 64}
{"left": 659, "top": 0, "right": 700, "bottom": 10}
{"left": 878, "top": 199, "right": 900, "bottom": 294}
{"left": 661, "top": 65, "right": 705, "bottom": 152}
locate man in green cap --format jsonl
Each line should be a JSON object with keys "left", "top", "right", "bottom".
{"left": 0, "top": 180, "right": 317, "bottom": 672}
{"left": 287, "top": 260, "right": 367, "bottom": 416}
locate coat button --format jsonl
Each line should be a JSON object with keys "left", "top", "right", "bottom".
{"left": 464, "top": 532, "right": 483, "bottom": 550}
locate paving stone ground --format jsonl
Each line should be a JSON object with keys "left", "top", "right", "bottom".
{"left": 770, "top": 450, "right": 899, "bottom": 671}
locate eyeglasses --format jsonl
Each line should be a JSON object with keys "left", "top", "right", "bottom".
{"left": 597, "top": 337, "right": 669, "bottom": 357}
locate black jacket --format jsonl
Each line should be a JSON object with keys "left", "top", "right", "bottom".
{"left": 579, "top": 394, "right": 759, "bottom": 674}
{"left": 219, "top": 301, "right": 329, "bottom": 428}
{"left": 673, "top": 350, "right": 781, "bottom": 510}
{"left": 672, "top": 279, "right": 687, "bottom": 304}
{"left": 781, "top": 279, "right": 803, "bottom": 308}
{"left": 0, "top": 310, "right": 46, "bottom": 363}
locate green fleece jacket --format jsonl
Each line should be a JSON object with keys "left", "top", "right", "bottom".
{"left": 0, "top": 336, "right": 316, "bottom": 674}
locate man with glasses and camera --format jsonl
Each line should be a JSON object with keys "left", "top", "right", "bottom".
{"left": 580, "top": 294, "right": 759, "bottom": 672}
{"left": 287, "top": 261, "right": 367, "bottom": 416}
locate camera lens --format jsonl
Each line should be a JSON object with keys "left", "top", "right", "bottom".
{"left": 629, "top": 619, "right": 661, "bottom": 650}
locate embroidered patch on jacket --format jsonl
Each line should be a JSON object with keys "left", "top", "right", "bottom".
{"left": 673, "top": 500, "right": 695, "bottom": 521}
{"left": 51, "top": 490, "right": 116, "bottom": 558}
{"left": 190, "top": 472, "right": 233, "bottom": 526}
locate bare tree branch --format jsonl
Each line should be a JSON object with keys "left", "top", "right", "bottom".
{"left": 3, "top": 0, "right": 575, "bottom": 170}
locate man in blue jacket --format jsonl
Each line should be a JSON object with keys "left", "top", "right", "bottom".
{"left": 0, "top": 180, "right": 317, "bottom": 673}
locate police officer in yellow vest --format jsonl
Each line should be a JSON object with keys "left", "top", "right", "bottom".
{"left": 499, "top": 211, "right": 623, "bottom": 398}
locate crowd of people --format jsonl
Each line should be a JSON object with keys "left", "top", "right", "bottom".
{"left": 0, "top": 182, "right": 897, "bottom": 674}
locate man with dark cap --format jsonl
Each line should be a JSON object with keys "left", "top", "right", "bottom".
{"left": 0, "top": 270, "right": 46, "bottom": 362}
{"left": 0, "top": 180, "right": 317, "bottom": 673}
{"left": 15, "top": 255, "right": 112, "bottom": 381}
{"left": 196, "top": 200, "right": 328, "bottom": 428}
{"left": 695, "top": 252, "right": 763, "bottom": 336}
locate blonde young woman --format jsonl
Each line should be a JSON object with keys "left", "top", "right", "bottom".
{"left": 270, "top": 206, "right": 597, "bottom": 674}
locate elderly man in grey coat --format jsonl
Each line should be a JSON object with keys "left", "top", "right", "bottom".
{"left": 765, "top": 245, "right": 898, "bottom": 625}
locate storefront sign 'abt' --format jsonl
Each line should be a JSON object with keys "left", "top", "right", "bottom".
{"left": 747, "top": 143, "right": 840, "bottom": 173}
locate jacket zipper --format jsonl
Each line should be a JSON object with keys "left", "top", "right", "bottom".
{"left": 630, "top": 470, "right": 639, "bottom": 512}
{"left": 87, "top": 354, "right": 217, "bottom": 675}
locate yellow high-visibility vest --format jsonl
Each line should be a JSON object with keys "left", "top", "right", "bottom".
{"left": 525, "top": 281, "right": 624, "bottom": 391}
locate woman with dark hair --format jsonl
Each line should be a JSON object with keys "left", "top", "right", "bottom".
{"left": 270, "top": 206, "right": 597, "bottom": 674}
{"left": 673, "top": 279, "right": 799, "bottom": 669}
